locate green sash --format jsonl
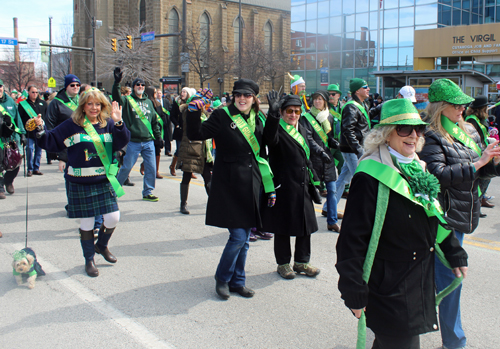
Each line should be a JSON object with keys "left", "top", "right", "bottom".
{"left": 223, "top": 107, "right": 274, "bottom": 193}
{"left": 279, "top": 119, "right": 319, "bottom": 186}
{"left": 303, "top": 112, "right": 328, "bottom": 147}
{"left": 19, "top": 100, "right": 38, "bottom": 119}
{"left": 155, "top": 112, "right": 164, "bottom": 139}
{"left": 342, "top": 100, "right": 371, "bottom": 129}
{"left": 162, "top": 107, "right": 170, "bottom": 116}
{"left": 465, "top": 115, "right": 489, "bottom": 146}
{"left": 126, "top": 95, "right": 155, "bottom": 140}
{"left": 441, "top": 115, "right": 481, "bottom": 156}
{"left": 201, "top": 115, "right": 214, "bottom": 163}
{"left": 54, "top": 96, "right": 78, "bottom": 112}
{"left": 330, "top": 108, "right": 342, "bottom": 140}
{"left": 82, "top": 117, "right": 125, "bottom": 197}
{"left": 0, "top": 104, "right": 21, "bottom": 134}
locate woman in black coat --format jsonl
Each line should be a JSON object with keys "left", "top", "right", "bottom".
{"left": 262, "top": 94, "right": 322, "bottom": 279}
{"left": 186, "top": 79, "right": 276, "bottom": 300}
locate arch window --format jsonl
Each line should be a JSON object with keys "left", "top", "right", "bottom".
{"left": 200, "top": 13, "right": 210, "bottom": 68}
{"left": 264, "top": 21, "right": 273, "bottom": 53}
{"left": 233, "top": 16, "right": 243, "bottom": 59}
{"left": 168, "top": 9, "right": 180, "bottom": 75}
{"left": 140, "top": 0, "right": 146, "bottom": 28}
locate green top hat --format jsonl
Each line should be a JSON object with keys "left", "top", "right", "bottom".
{"left": 375, "top": 98, "right": 428, "bottom": 127}
{"left": 428, "top": 78, "right": 474, "bottom": 105}
{"left": 327, "top": 84, "right": 342, "bottom": 95}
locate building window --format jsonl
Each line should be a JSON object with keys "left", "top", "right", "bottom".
{"left": 140, "top": 0, "right": 146, "bottom": 28}
{"left": 296, "top": 39, "right": 303, "bottom": 47}
{"left": 168, "top": 9, "right": 180, "bottom": 76}
{"left": 200, "top": 13, "right": 210, "bottom": 69}
{"left": 264, "top": 21, "right": 273, "bottom": 53}
{"left": 234, "top": 16, "right": 243, "bottom": 59}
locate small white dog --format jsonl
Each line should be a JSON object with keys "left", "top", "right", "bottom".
{"left": 12, "top": 248, "right": 45, "bottom": 289}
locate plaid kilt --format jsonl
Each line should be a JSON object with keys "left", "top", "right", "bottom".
{"left": 66, "top": 181, "right": 118, "bottom": 218}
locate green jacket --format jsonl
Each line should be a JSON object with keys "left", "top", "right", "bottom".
{"left": 112, "top": 83, "right": 161, "bottom": 143}
{"left": 0, "top": 92, "right": 26, "bottom": 154}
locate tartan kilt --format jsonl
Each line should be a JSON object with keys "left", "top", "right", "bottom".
{"left": 66, "top": 181, "right": 118, "bottom": 218}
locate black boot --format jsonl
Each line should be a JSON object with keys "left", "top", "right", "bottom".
{"left": 80, "top": 229, "right": 99, "bottom": 277}
{"left": 95, "top": 226, "right": 117, "bottom": 263}
{"left": 214, "top": 275, "right": 230, "bottom": 300}
{"left": 180, "top": 183, "right": 190, "bottom": 214}
{"left": 204, "top": 181, "right": 211, "bottom": 196}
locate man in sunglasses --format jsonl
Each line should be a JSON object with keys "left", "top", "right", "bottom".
{"left": 335, "top": 78, "right": 371, "bottom": 204}
{"left": 112, "top": 67, "right": 162, "bottom": 202}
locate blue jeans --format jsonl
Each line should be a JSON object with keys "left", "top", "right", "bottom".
{"left": 216, "top": 228, "right": 251, "bottom": 288}
{"left": 27, "top": 137, "right": 42, "bottom": 172}
{"left": 117, "top": 140, "right": 156, "bottom": 197}
{"left": 435, "top": 230, "right": 466, "bottom": 349}
{"left": 322, "top": 181, "right": 338, "bottom": 225}
{"left": 335, "top": 151, "right": 362, "bottom": 204}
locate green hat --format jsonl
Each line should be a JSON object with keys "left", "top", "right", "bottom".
{"left": 290, "top": 74, "right": 305, "bottom": 88}
{"left": 327, "top": 84, "right": 342, "bottom": 95}
{"left": 375, "top": 98, "right": 428, "bottom": 128}
{"left": 12, "top": 89, "right": 18, "bottom": 93}
{"left": 0, "top": 79, "right": 3, "bottom": 85}
{"left": 213, "top": 100, "right": 222, "bottom": 108}
{"left": 349, "top": 78, "right": 367, "bottom": 94}
{"left": 428, "top": 78, "right": 474, "bottom": 104}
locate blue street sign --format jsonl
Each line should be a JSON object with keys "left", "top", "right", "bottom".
{"left": 141, "top": 31, "right": 155, "bottom": 42}
{"left": 0, "top": 37, "right": 18, "bottom": 46}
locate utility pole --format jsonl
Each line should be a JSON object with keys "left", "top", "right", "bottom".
{"left": 91, "top": 17, "right": 102, "bottom": 87}
{"left": 238, "top": 0, "right": 242, "bottom": 79}
{"left": 49, "top": 16, "right": 52, "bottom": 78}
{"left": 181, "top": 0, "right": 187, "bottom": 87}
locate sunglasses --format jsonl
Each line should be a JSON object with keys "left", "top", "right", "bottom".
{"left": 285, "top": 108, "right": 301, "bottom": 115}
{"left": 69, "top": 83, "right": 80, "bottom": 88}
{"left": 451, "top": 104, "right": 466, "bottom": 110}
{"left": 136, "top": 84, "right": 146, "bottom": 87}
{"left": 0, "top": 85, "right": 3, "bottom": 88}
{"left": 395, "top": 124, "right": 426, "bottom": 137}
{"left": 234, "top": 93, "right": 253, "bottom": 98}
{"left": 329, "top": 93, "right": 337, "bottom": 96}
{"left": 362, "top": 85, "right": 369, "bottom": 89}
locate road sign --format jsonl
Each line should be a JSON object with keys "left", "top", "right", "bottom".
{"left": 0, "top": 37, "right": 18, "bottom": 46}
{"left": 320, "top": 67, "right": 329, "bottom": 86}
{"left": 27, "top": 38, "right": 40, "bottom": 49}
{"left": 141, "top": 31, "right": 155, "bottom": 42}
{"left": 48, "top": 77, "right": 56, "bottom": 88}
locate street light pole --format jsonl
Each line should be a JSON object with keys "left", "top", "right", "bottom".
{"left": 181, "top": 0, "right": 187, "bottom": 87}
{"left": 238, "top": 0, "right": 242, "bottom": 79}
{"left": 92, "top": 17, "right": 102, "bottom": 87}
{"left": 48, "top": 16, "right": 52, "bottom": 78}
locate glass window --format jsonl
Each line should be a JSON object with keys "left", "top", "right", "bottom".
{"left": 307, "top": 2, "right": 318, "bottom": 20}
{"left": 384, "top": 9, "right": 399, "bottom": 28}
{"left": 401, "top": 0, "right": 415, "bottom": 6}
{"left": 385, "top": 0, "right": 399, "bottom": 9}
{"left": 292, "top": 21, "right": 306, "bottom": 32}
{"left": 383, "top": 48, "right": 398, "bottom": 66}
{"left": 453, "top": 9, "right": 461, "bottom": 24}
{"left": 330, "top": 35, "right": 342, "bottom": 51}
{"left": 441, "top": 0, "right": 452, "bottom": 5}
{"left": 370, "top": 0, "right": 380, "bottom": 11}
{"left": 416, "top": 24, "right": 438, "bottom": 29}
{"left": 472, "top": 13, "right": 479, "bottom": 22}
{"left": 234, "top": 17, "right": 242, "bottom": 58}
{"left": 453, "top": 0, "right": 461, "bottom": 8}
{"left": 439, "top": 5, "right": 452, "bottom": 25}
{"left": 416, "top": 4, "right": 438, "bottom": 24}
{"left": 355, "top": 50, "right": 370, "bottom": 67}
{"left": 399, "top": 47, "right": 414, "bottom": 66}
{"left": 307, "top": 19, "right": 318, "bottom": 34}
{"left": 343, "top": 0, "right": 355, "bottom": 14}
{"left": 168, "top": 9, "right": 180, "bottom": 75}
{"left": 329, "top": 69, "right": 342, "bottom": 84}
{"left": 356, "top": 12, "right": 369, "bottom": 32}
{"left": 370, "top": 30, "right": 379, "bottom": 49}
{"left": 383, "top": 28, "right": 398, "bottom": 47}
{"left": 343, "top": 51, "right": 354, "bottom": 68}
{"left": 462, "top": 11, "right": 470, "bottom": 23}
{"left": 318, "top": 1, "right": 330, "bottom": 18}
{"left": 356, "top": 29, "right": 371, "bottom": 49}
{"left": 318, "top": 36, "right": 330, "bottom": 51}
{"left": 318, "top": 18, "right": 329, "bottom": 34}
{"left": 341, "top": 69, "right": 355, "bottom": 91}
{"left": 200, "top": 13, "right": 210, "bottom": 67}
{"left": 463, "top": 0, "right": 471, "bottom": 9}
{"left": 264, "top": 21, "right": 272, "bottom": 53}
{"left": 497, "top": 6, "right": 500, "bottom": 20}
{"left": 486, "top": 0, "right": 495, "bottom": 4}
{"left": 416, "top": 0, "right": 436, "bottom": 4}
{"left": 357, "top": 0, "right": 370, "bottom": 11}
{"left": 369, "top": 11, "right": 380, "bottom": 30}
{"left": 292, "top": 0, "right": 306, "bottom": 4}
{"left": 400, "top": 7, "right": 415, "bottom": 26}
{"left": 292, "top": 5, "right": 306, "bottom": 22}
{"left": 330, "top": 0, "right": 342, "bottom": 16}
{"left": 399, "top": 27, "right": 414, "bottom": 46}
{"left": 345, "top": 14, "right": 355, "bottom": 32}
{"left": 329, "top": 52, "right": 342, "bottom": 68}
{"left": 343, "top": 32, "right": 355, "bottom": 50}
{"left": 140, "top": 0, "right": 146, "bottom": 26}
{"left": 330, "top": 16, "right": 342, "bottom": 34}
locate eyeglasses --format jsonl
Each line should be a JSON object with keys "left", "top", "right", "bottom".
{"left": 69, "top": 83, "right": 80, "bottom": 88}
{"left": 285, "top": 108, "right": 301, "bottom": 115}
{"left": 328, "top": 93, "right": 337, "bottom": 96}
{"left": 30, "top": 91, "right": 39, "bottom": 94}
{"left": 451, "top": 104, "right": 466, "bottom": 110}
{"left": 136, "top": 84, "right": 146, "bottom": 87}
{"left": 395, "top": 124, "right": 426, "bottom": 137}
{"left": 234, "top": 93, "right": 253, "bottom": 98}
{"left": 362, "top": 85, "right": 369, "bottom": 89}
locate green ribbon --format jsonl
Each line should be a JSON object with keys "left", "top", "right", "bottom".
{"left": 441, "top": 115, "right": 481, "bottom": 156}
{"left": 162, "top": 107, "right": 170, "bottom": 116}
{"left": 279, "top": 119, "right": 319, "bottom": 186}
{"left": 342, "top": 100, "right": 371, "bottom": 129}
{"left": 0, "top": 104, "right": 21, "bottom": 133}
{"left": 54, "top": 96, "right": 78, "bottom": 112}
{"left": 155, "top": 112, "right": 164, "bottom": 139}
{"left": 223, "top": 107, "right": 274, "bottom": 193}
{"left": 303, "top": 112, "right": 329, "bottom": 147}
{"left": 19, "top": 100, "right": 38, "bottom": 119}
{"left": 126, "top": 95, "right": 155, "bottom": 140}
{"left": 465, "top": 115, "right": 490, "bottom": 146}
{"left": 82, "top": 117, "right": 125, "bottom": 197}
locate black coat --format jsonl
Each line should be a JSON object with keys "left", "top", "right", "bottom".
{"left": 170, "top": 100, "right": 183, "bottom": 141}
{"left": 261, "top": 116, "right": 318, "bottom": 237}
{"left": 339, "top": 95, "right": 370, "bottom": 155}
{"left": 336, "top": 171, "right": 468, "bottom": 337}
{"left": 46, "top": 89, "right": 74, "bottom": 131}
{"left": 419, "top": 126, "right": 498, "bottom": 233}
{"left": 186, "top": 104, "right": 273, "bottom": 229}
{"left": 19, "top": 98, "right": 47, "bottom": 139}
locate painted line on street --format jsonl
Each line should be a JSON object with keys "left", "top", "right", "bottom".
{"left": 3, "top": 242, "right": 176, "bottom": 349}
{"left": 464, "top": 238, "right": 500, "bottom": 252}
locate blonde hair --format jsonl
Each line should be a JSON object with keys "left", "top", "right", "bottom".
{"left": 72, "top": 88, "right": 111, "bottom": 128}
{"left": 363, "top": 125, "right": 425, "bottom": 155}
{"left": 424, "top": 101, "right": 468, "bottom": 144}
{"left": 465, "top": 105, "right": 488, "bottom": 121}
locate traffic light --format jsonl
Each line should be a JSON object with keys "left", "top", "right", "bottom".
{"left": 126, "top": 35, "right": 133, "bottom": 50}
{"left": 111, "top": 38, "right": 117, "bottom": 52}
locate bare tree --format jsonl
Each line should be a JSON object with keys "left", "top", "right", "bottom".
{"left": 1, "top": 49, "right": 39, "bottom": 92}
{"left": 94, "top": 24, "right": 159, "bottom": 86}
{"left": 233, "top": 33, "right": 267, "bottom": 84}
{"left": 52, "top": 16, "right": 74, "bottom": 86}
{"left": 260, "top": 48, "right": 290, "bottom": 91}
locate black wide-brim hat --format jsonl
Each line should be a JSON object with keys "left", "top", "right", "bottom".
{"left": 470, "top": 95, "right": 488, "bottom": 109}
{"left": 232, "top": 78, "right": 259, "bottom": 96}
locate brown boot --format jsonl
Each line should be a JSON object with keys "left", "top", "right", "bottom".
{"left": 80, "top": 229, "right": 99, "bottom": 277}
{"left": 191, "top": 173, "right": 197, "bottom": 179}
{"left": 95, "top": 226, "right": 117, "bottom": 263}
{"left": 169, "top": 155, "right": 177, "bottom": 176}
{"left": 140, "top": 162, "right": 145, "bottom": 175}
{"left": 156, "top": 155, "right": 163, "bottom": 179}
{"left": 481, "top": 197, "right": 495, "bottom": 208}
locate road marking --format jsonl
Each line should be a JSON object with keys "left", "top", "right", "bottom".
{"left": 4, "top": 243, "right": 176, "bottom": 349}
{"left": 464, "top": 237, "right": 500, "bottom": 252}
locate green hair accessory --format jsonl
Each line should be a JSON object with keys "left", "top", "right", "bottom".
{"left": 12, "top": 250, "right": 28, "bottom": 261}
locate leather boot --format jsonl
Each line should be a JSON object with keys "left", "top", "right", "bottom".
{"left": 481, "top": 197, "right": 495, "bottom": 208}
{"left": 140, "top": 162, "right": 145, "bottom": 175}
{"left": 80, "top": 229, "right": 99, "bottom": 277}
{"left": 95, "top": 226, "right": 117, "bottom": 263}
{"left": 180, "top": 183, "right": 190, "bottom": 214}
{"left": 169, "top": 155, "right": 177, "bottom": 176}
{"left": 156, "top": 155, "right": 163, "bottom": 179}
{"left": 191, "top": 173, "right": 197, "bottom": 179}
{"left": 214, "top": 275, "right": 230, "bottom": 300}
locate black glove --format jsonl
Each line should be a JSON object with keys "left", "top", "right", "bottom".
{"left": 114, "top": 67, "right": 123, "bottom": 84}
{"left": 267, "top": 90, "right": 281, "bottom": 117}
{"left": 2, "top": 114, "right": 12, "bottom": 127}
{"left": 154, "top": 139, "right": 164, "bottom": 149}
{"left": 20, "top": 134, "right": 27, "bottom": 146}
{"left": 36, "top": 129, "right": 46, "bottom": 139}
{"left": 328, "top": 137, "right": 339, "bottom": 149}
{"left": 320, "top": 151, "right": 333, "bottom": 164}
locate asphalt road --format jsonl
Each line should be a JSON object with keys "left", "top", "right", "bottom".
{"left": 1, "top": 153, "right": 500, "bottom": 349}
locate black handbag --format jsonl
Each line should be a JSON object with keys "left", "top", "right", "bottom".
{"left": 3, "top": 140, "right": 22, "bottom": 171}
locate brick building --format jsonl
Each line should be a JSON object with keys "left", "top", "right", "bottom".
{"left": 72, "top": 0, "right": 291, "bottom": 95}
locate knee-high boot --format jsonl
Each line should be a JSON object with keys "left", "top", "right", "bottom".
{"left": 80, "top": 229, "right": 98, "bottom": 277}
{"left": 180, "top": 183, "right": 190, "bottom": 214}
{"left": 156, "top": 155, "right": 163, "bottom": 179}
{"left": 95, "top": 226, "right": 117, "bottom": 263}
{"left": 170, "top": 155, "right": 178, "bottom": 176}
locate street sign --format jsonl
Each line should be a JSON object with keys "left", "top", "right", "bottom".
{"left": 320, "top": 67, "right": 329, "bottom": 86}
{"left": 181, "top": 64, "right": 190, "bottom": 73}
{"left": 48, "top": 77, "right": 56, "bottom": 88}
{"left": 27, "top": 38, "right": 40, "bottom": 49}
{"left": 0, "top": 37, "right": 18, "bottom": 46}
{"left": 141, "top": 31, "right": 155, "bottom": 42}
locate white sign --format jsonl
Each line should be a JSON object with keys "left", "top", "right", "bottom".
{"left": 27, "top": 38, "right": 40, "bottom": 49}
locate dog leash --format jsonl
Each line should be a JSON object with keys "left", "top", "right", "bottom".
{"left": 23, "top": 144, "right": 28, "bottom": 248}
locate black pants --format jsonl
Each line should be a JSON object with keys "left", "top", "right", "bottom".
{"left": 274, "top": 234, "right": 311, "bottom": 265}
{"left": 372, "top": 333, "right": 420, "bottom": 349}
{"left": 0, "top": 166, "right": 21, "bottom": 191}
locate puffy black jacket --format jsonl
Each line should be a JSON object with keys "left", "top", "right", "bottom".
{"left": 339, "top": 95, "right": 370, "bottom": 154}
{"left": 419, "top": 125, "right": 498, "bottom": 234}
